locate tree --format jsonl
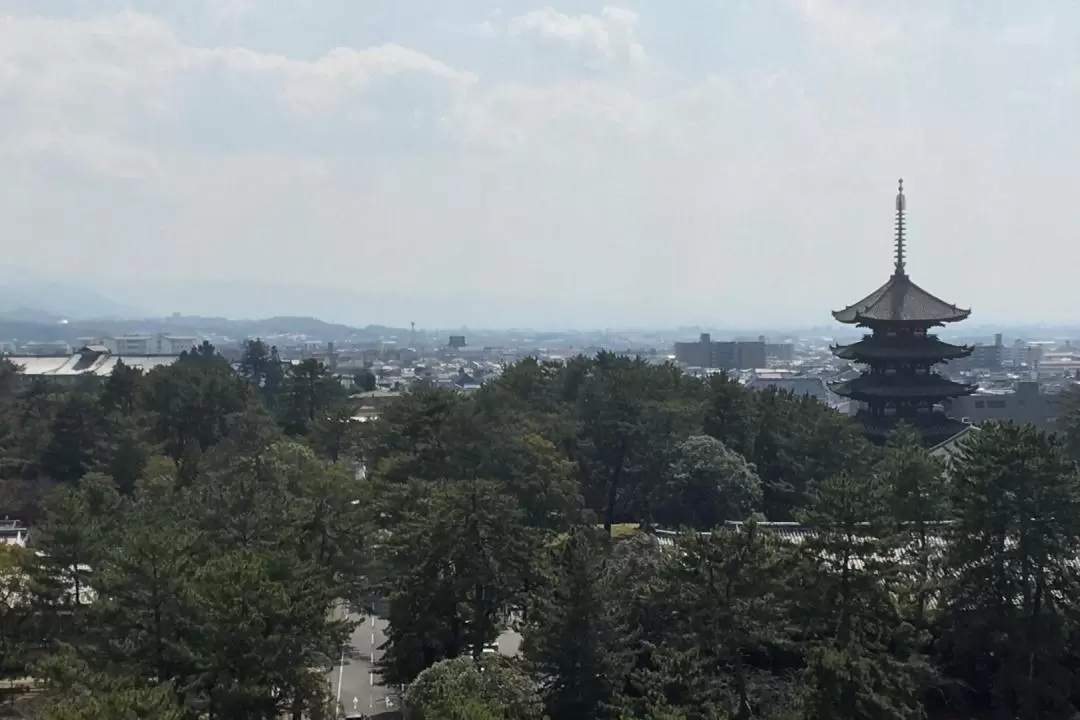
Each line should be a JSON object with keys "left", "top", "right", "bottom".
{"left": 651, "top": 436, "right": 762, "bottom": 530}
{"left": 0, "top": 544, "right": 36, "bottom": 678}
{"left": 701, "top": 372, "right": 757, "bottom": 458}
{"left": 404, "top": 655, "right": 543, "bottom": 720}
{"left": 32, "top": 441, "right": 358, "bottom": 718}
{"left": 280, "top": 359, "right": 344, "bottom": 436}
{"left": 796, "top": 474, "right": 928, "bottom": 720}
{"left": 40, "top": 391, "right": 104, "bottom": 483}
{"left": 99, "top": 361, "right": 142, "bottom": 416}
{"left": 573, "top": 353, "right": 698, "bottom": 533}
{"left": 34, "top": 650, "right": 183, "bottom": 720}
{"left": 140, "top": 358, "right": 255, "bottom": 468}
{"left": 523, "top": 527, "right": 629, "bottom": 719}
{"left": 940, "top": 423, "right": 1080, "bottom": 720}
{"left": 238, "top": 338, "right": 285, "bottom": 410}
{"left": 378, "top": 480, "right": 534, "bottom": 685}
{"left": 879, "top": 424, "right": 947, "bottom": 628}
{"left": 353, "top": 369, "right": 377, "bottom": 393}
{"left": 645, "top": 523, "right": 794, "bottom": 720}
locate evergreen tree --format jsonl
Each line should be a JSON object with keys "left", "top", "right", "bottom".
{"left": 523, "top": 527, "right": 629, "bottom": 720}
{"left": 940, "top": 422, "right": 1080, "bottom": 720}
{"left": 879, "top": 424, "right": 948, "bottom": 628}
{"left": 796, "top": 474, "right": 927, "bottom": 720}
{"left": 378, "top": 480, "right": 534, "bottom": 685}
{"left": 648, "top": 523, "right": 793, "bottom": 719}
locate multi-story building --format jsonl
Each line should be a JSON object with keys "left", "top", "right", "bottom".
{"left": 944, "top": 381, "right": 1064, "bottom": 431}
{"left": 950, "top": 334, "right": 1004, "bottom": 372}
{"left": 765, "top": 343, "right": 795, "bottom": 362}
{"left": 102, "top": 334, "right": 197, "bottom": 356}
{"left": 674, "top": 334, "right": 766, "bottom": 371}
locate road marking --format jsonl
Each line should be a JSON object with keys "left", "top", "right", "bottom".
{"left": 335, "top": 647, "right": 345, "bottom": 705}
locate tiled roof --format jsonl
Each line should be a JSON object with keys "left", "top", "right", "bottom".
{"left": 831, "top": 373, "right": 976, "bottom": 401}
{"left": 833, "top": 336, "right": 972, "bottom": 362}
{"left": 833, "top": 272, "right": 970, "bottom": 325}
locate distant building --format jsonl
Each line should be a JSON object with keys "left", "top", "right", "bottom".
{"left": 5, "top": 345, "right": 179, "bottom": 382}
{"left": 950, "top": 334, "right": 1004, "bottom": 372}
{"left": 829, "top": 180, "right": 975, "bottom": 447}
{"left": 102, "top": 334, "right": 197, "bottom": 356}
{"left": 448, "top": 335, "right": 467, "bottom": 349}
{"left": 765, "top": 343, "right": 795, "bottom": 362}
{"left": 674, "top": 334, "right": 766, "bottom": 371}
{"left": 747, "top": 373, "right": 843, "bottom": 408}
{"left": 944, "top": 381, "right": 1065, "bottom": 431}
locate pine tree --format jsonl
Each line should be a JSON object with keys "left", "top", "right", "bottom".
{"left": 651, "top": 522, "right": 793, "bottom": 719}
{"left": 522, "top": 527, "right": 629, "bottom": 720}
{"left": 941, "top": 422, "right": 1080, "bottom": 720}
{"left": 878, "top": 424, "right": 948, "bottom": 628}
{"left": 377, "top": 479, "right": 533, "bottom": 685}
{"left": 796, "top": 474, "right": 927, "bottom": 720}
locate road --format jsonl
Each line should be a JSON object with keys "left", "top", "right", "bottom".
{"left": 329, "top": 608, "right": 523, "bottom": 717}
{"left": 333, "top": 611, "right": 395, "bottom": 717}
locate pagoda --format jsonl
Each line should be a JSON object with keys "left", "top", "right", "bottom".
{"left": 830, "top": 180, "right": 976, "bottom": 447}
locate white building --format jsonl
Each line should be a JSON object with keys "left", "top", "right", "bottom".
{"left": 102, "top": 334, "right": 197, "bottom": 356}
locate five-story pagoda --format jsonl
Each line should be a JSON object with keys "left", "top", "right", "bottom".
{"left": 830, "top": 180, "right": 975, "bottom": 447}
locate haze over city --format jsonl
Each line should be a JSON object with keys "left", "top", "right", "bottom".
{"left": 2, "top": 0, "right": 1078, "bottom": 328}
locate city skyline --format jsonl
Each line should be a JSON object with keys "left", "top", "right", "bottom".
{"left": 3, "top": 1, "right": 1079, "bottom": 328}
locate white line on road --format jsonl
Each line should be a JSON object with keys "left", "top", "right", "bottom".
{"left": 335, "top": 647, "right": 345, "bottom": 705}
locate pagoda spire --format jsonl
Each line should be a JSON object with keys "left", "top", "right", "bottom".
{"left": 894, "top": 178, "right": 906, "bottom": 276}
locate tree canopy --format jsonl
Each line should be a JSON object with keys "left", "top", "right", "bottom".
{"left": 0, "top": 347, "right": 1077, "bottom": 720}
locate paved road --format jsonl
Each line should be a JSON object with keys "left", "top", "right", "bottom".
{"left": 329, "top": 608, "right": 523, "bottom": 717}
{"left": 332, "top": 612, "right": 397, "bottom": 717}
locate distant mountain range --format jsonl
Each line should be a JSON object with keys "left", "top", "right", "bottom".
{"left": 0, "top": 281, "right": 146, "bottom": 321}
{"left": 0, "top": 313, "right": 408, "bottom": 345}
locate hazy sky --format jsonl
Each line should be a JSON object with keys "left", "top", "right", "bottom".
{"left": 2, "top": 0, "right": 1078, "bottom": 328}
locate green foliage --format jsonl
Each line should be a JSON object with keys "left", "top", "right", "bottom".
{"left": 378, "top": 478, "right": 535, "bottom": 685}
{"left": 404, "top": 655, "right": 543, "bottom": 720}
{"left": 643, "top": 522, "right": 795, "bottom": 719}
{"left": 523, "top": 526, "right": 629, "bottom": 720}
{"left": 652, "top": 435, "right": 762, "bottom": 529}
{"left": 940, "top": 422, "right": 1080, "bottom": 720}
{"left": 796, "top": 474, "right": 928, "bottom": 720}
{"left": 7, "top": 350, "right": 1080, "bottom": 720}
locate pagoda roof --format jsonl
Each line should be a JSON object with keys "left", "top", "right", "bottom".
{"left": 832, "top": 335, "right": 973, "bottom": 362}
{"left": 855, "top": 412, "right": 972, "bottom": 446}
{"left": 830, "top": 373, "right": 976, "bottom": 401}
{"left": 832, "top": 271, "right": 970, "bottom": 326}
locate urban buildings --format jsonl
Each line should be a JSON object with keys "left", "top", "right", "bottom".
{"left": 674, "top": 334, "right": 766, "bottom": 371}
{"left": 830, "top": 180, "right": 976, "bottom": 446}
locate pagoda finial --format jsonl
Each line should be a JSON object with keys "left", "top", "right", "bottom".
{"left": 894, "top": 178, "right": 906, "bottom": 276}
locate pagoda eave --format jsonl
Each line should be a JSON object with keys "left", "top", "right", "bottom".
{"left": 830, "top": 341, "right": 973, "bottom": 362}
{"left": 830, "top": 379, "right": 976, "bottom": 402}
{"left": 856, "top": 414, "right": 972, "bottom": 446}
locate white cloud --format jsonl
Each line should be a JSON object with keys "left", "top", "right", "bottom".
{"left": 0, "top": 11, "right": 475, "bottom": 129}
{"left": 2, "top": 3, "right": 1080, "bottom": 326}
{"left": 507, "top": 6, "right": 647, "bottom": 67}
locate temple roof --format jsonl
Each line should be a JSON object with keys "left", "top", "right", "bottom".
{"left": 832, "top": 271, "right": 970, "bottom": 325}
{"left": 830, "top": 373, "right": 976, "bottom": 401}
{"left": 832, "top": 334, "right": 973, "bottom": 362}
{"left": 832, "top": 180, "right": 970, "bottom": 326}
{"left": 856, "top": 412, "right": 973, "bottom": 446}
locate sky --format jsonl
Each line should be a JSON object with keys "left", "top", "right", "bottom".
{"left": 1, "top": 0, "right": 1078, "bottom": 329}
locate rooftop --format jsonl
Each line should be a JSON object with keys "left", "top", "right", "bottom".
{"left": 832, "top": 180, "right": 970, "bottom": 326}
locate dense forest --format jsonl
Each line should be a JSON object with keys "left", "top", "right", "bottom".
{"left": 1, "top": 343, "right": 1080, "bottom": 719}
